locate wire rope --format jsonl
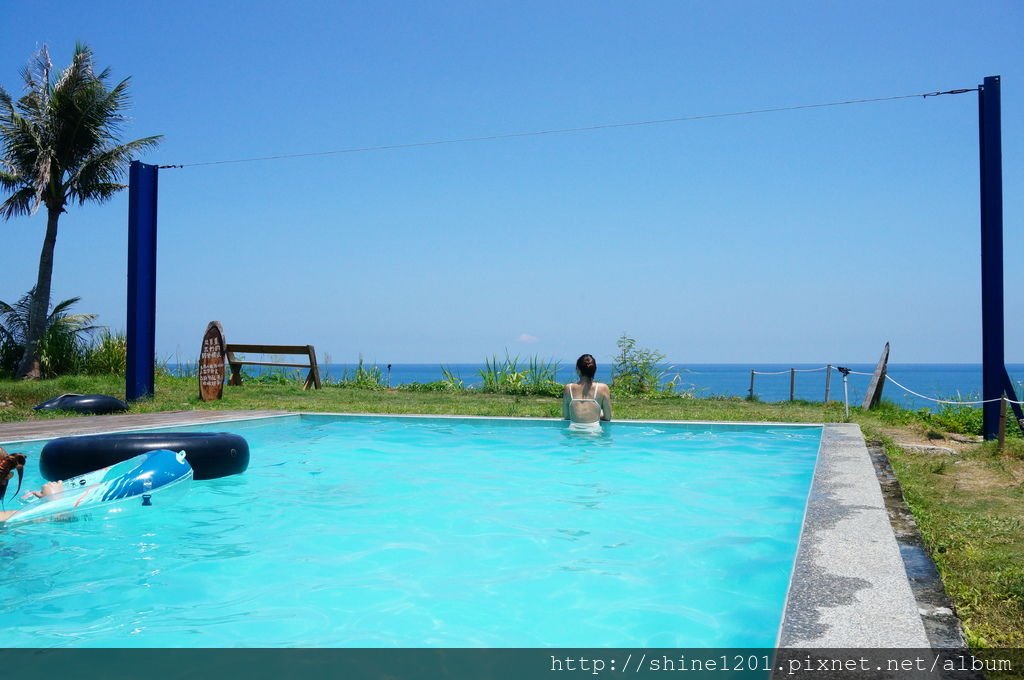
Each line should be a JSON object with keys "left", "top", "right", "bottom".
{"left": 158, "top": 88, "right": 976, "bottom": 169}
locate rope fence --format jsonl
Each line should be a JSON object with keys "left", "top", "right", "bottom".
{"left": 747, "top": 365, "right": 1024, "bottom": 406}
{"left": 748, "top": 365, "right": 835, "bottom": 402}
{"left": 845, "top": 370, "right": 1024, "bottom": 406}
{"left": 748, "top": 362, "right": 1024, "bottom": 446}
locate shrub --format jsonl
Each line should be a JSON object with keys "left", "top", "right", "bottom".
{"left": 400, "top": 380, "right": 461, "bottom": 393}
{"left": 84, "top": 330, "right": 127, "bottom": 375}
{"left": 244, "top": 368, "right": 297, "bottom": 385}
{"left": 610, "top": 333, "right": 678, "bottom": 396}
{"left": 930, "top": 401, "right": 984, "bottom": 436}
{"left": 0, "top": 292, "right": 97, "bottom": 378}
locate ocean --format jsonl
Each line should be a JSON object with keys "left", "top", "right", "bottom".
{"left": 177, "top": 361, "right": 1024, "bottom": 412}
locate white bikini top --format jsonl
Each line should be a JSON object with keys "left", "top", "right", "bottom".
{"left": 568, "top": 383, "right": 600, "bottom": 403}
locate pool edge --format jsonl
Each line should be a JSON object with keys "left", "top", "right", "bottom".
{"left": 0, "top": 410, "right": 296, "bottom": 445}
{"left": 778, "top": 423, "right": 930, "bottom": 647}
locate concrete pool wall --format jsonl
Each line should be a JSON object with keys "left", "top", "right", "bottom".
{"left": 0, "top": 414, "right": 931, "bottom": 648}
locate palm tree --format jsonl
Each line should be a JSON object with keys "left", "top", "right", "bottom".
{"left": 0, "top": 44, "right": 160, "bottom": 378}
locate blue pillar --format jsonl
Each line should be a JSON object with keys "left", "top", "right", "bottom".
{"left": 979, "top": 76, "right": 1004, "bottom": 439}
{"left": 126, "top": 161, "right": 159, "bottom": 401}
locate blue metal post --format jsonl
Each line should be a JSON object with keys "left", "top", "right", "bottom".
{"left": 126, "top": 161, "right": 159, "bottom": 401}
{"left": 979, "top": 76, "right": 1004, "bottom": 439}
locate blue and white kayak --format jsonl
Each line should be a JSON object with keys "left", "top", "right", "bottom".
{"left": 2, "top": 450, "right": 192, "bottom": 527}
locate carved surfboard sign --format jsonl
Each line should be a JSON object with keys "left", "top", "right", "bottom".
{"left": 199, "top": 321, "right": 227, "bottom": 402}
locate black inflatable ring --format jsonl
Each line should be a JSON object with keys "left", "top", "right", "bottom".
{"left": 33, "top": 393, "right": 129, "bottom": 415}
{"left": 41, "top": 432, "right": 249, "bottom": 481}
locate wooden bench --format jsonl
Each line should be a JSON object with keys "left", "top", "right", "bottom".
{"left": 225, "top": 344, "right": 322, "bottom": 390}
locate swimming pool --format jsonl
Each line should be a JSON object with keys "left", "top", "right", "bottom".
{"left": 1, "top": 414, "right": 821, "bottom": 647}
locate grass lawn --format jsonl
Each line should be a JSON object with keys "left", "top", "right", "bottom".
{"left": 1, "top": 374, "right": 1022, "bottom": 647}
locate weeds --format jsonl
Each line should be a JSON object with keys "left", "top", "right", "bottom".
{"left": 83, "top": 330, "right": 127, "bottom": 375}
{"left": 440, "top": 365, "right": 465, "bottom": 390}
{"left": 931, "top": 400, "right": 985, "bottom": 436}
{"left": 331, "top": 356, "right": 387, "bottom": 390}
{"left": 478, "top": 352, "right": 561, "bottom": 396}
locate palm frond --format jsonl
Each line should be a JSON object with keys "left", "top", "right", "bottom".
{"left": 2, "top": 42, "right": 161, "bottom": 222}
{"left": 54, "top": 312, "right": 99, "bottom": 335}
{"left": 0, "top": 185, "right": 33, "bottom": 219}
{"left": 0, "top": 168, "right": 23, "bottom": 192}
{"left": 0, "top": 110, "right": 43, "bottom": 181}
{"left": 48, "top": 296, "right": 82, "bottom": 318}
{"left": 18, "top": 46, "right": 52, "bottom": 117}
{"left": 70, "top": 135, "right": 162, "bottom": 202}
{"left": 0, "top": 292, "right": 31, "bottom": 344}
{"left": 72, "top": 181, "right": 124, "bottom": 205}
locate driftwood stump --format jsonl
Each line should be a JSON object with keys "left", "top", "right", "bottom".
{"left": 861, "top": 342, "right": 890, "bottom": 410}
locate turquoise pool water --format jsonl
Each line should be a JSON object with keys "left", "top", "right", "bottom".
{"left": 1, "top": 415, "right": 821, "bottom": 647}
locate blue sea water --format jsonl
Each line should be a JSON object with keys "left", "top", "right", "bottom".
{"left": 178, "top": 361, "right": 1024, "bottom": 412}
{"left": 1, "top": 415, "right": 821, "bottom": 647}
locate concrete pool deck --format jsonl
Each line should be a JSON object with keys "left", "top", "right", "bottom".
{"left": 779, "top": 423, "right": 930, "bottom": 647}
{"left": 0, "top": 413, "right": 933, "bottom": 648}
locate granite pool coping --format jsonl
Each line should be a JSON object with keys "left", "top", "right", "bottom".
{"left": 0, "top": 413, "right": 930, "bottom": 647}
{"left": 779, "top": 423, "right": 930, "bottom": 647}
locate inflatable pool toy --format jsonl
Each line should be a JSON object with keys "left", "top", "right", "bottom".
{"left": 41, "top": 432, "right": 249, "bottom": 481}
{"left": 33, "top": 393, "right": 129, "bottom": 415}
{"left": 2, "top": 450, "right": 192, "bottom": 527}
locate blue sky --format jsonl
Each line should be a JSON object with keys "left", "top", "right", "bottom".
{"left": 1, "top": 2, "right": 1022, "bottom": 364}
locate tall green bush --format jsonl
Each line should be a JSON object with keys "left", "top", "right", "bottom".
{"left": 84, "top": 330, "right": 127, "bottom": 375}
{"left": 610, "top": 333, "right": 678, "bottom": 396}
{"left": 479, "top": 352, "right": 561, "bottom": 396}
{"left": 0, "top": 291, "right": 97, "bottom": 378}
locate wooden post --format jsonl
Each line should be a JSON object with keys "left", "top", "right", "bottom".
{"left": 748, "top": 370, "right": 755, "bottom": 400}
{"left": 862, "top": 342, "right": 891, "bottom": 410}
{"left": 790, "top": 368, "right": 796, "bottom": 401}
{"left": 304, "top": 345, "right": 322, "bottom": 390}
{"left": 824, "top": 365, "right": 832, "bottom": 402}
{"left": 998, "top": 395, "right": 1007, "bottom": 451}
{"left": 227, "top": 347, "right": 243, "bottom": 386}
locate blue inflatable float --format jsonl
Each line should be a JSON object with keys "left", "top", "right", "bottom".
{"left": 2, "top": 450, "right": 192, "bottom": 527}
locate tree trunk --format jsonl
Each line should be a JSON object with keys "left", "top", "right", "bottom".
{"left": 16, "top": 207, "right": 61, "bottom": 379}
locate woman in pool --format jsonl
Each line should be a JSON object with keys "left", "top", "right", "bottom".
{"left": 563, "top": 354, "right": 612, "bottom": 428}
{"left": 0, "top": 449, "right": 64, "bottom": 521}
{"left": 0, "top": 448, "right": 26, "bottom": 505}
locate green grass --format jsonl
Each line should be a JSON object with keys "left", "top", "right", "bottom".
{"left": 1, "top": 374, "right": 1022, "bottom": 647}
{"left": 877, "top": 435, "right": 1024, "bottom": 648}
{"left": 0, "top": 374, "right": 853, "bottom": 423}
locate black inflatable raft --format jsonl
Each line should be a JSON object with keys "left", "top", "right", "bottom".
{"left": 33, "top": 393, "right": 129, "bottom": 415}
{"left": 40, "top": 432, "right": 249, "bottom": 481}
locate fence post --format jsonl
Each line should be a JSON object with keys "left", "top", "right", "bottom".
{"left": 748, "top": 370, "right": 755, "bottom": 400}
{"left": 790, "top": 368, "right": 796, "bottom": 401}
{"left": 824, "top": 365, "right": 832, "bottom": 402}
{"left": 998, "top": 395, "right": 1007, "bottom": 451}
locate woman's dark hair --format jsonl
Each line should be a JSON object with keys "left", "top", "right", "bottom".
{"left": 576, "top": 354, "right": 597, "bottom": 379}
